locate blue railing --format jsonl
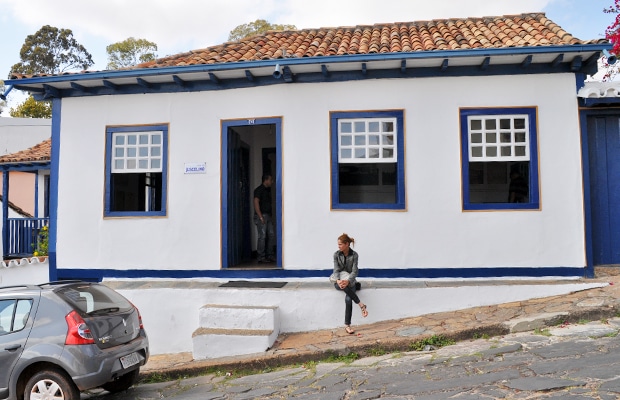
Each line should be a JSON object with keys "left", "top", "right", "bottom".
{"left": 6, "top": 218, "right": 49, "bottom": 258}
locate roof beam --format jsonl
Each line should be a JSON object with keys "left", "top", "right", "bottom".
{"left": 208, "top": 72, "right": 220, "bottom": 84}
{"left": 401, "top": 59, "right": 407, "bottom": 73}
{"left": 584, "top": 52, "right": 600, "bottom": 67}
{"left": 283, "top": 66, "right": 293, "bottom": 83}
{"left": 42, "top": 84, "right": 59, "bottom": 99}
{"left": 70, "top": 82, "right": 90, "bottom": 93}
{"left": 551, "top": 54, "right": 564, "bottom": 68}
{"left": 480, "top": 57, "right": 490, "bottom": 70}
{"left": 136, "top": 78, "right": 151, "bottom": 88}
{"left": 571, "top": 56, "right": 583, "bottom": 71}
{"left": 172, "top": 75, "right": 187, "bottom": 87}
{"left": 521, "top": 55, "right": 533, "bottom": 68}
{"left": 102, "top": 80, "right": 118, "bottom": 90}
{"left": 440, "top": 59, "right": 449, "bottom": 72}
{"left": 361, "top": 63, "right": 367, "bottom": 76}
{"left": 245, "top": 70, "right": 254, "bottom": 81}
{"left": 321, "top": 65, "right": 329, "bottom": 78}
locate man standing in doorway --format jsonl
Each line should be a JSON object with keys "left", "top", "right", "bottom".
{"left": 254, "top": 174, "right": 275, "bottom": 263}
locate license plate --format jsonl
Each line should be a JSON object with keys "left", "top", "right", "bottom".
{"left": 120, "top": 352, "right": 139, "bottom": 369}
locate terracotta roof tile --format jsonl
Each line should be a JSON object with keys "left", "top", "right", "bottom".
{"left": 9, "top": 13, "right": 607, "bottom": 80}
{"left": 0, "top": 138, "right": 51, "bottom": 164}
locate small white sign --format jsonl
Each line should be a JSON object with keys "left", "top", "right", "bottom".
{"left": 185, "top": 162, "right": 206, "bottom": 174}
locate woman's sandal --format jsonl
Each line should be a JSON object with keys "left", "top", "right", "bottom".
{"left": 360, "top": 304, "right": 368, "bottom": 318}
{"left": 345, "top": 326, "right": 355, "bottom": 334}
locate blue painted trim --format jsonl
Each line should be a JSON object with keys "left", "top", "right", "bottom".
{"left": 579, "top": 109, "right": 595, "bottom": 278}
{"left": 2, "top": 172, "right": 8, "bottom": 257}
{"left": 54, "top": 266, "right": 585, "bottom": 280}
{"left": 460, "top": 107, "right": 540, "bottom": 211}
{"left": 580, "top": 97, "right": 620, "bottom": 107}
{"left": 34, "top": 171, "right": 39, "bottom": 219}
{"left": 330, "top": 110, "right": 406, "bottom": 210}
{"left": 221, "top": 117, "right": 283, "bottom": 268}
{"left": 0, "top": 163, "right": 50, "bottom": 172}
{"left": 5, "top": 44, "right": 610, "bottom": 87}
{"left": 103, "top": 124, "right": 169, "bottom": 217}
{"left": 49, "top": 98, "right": 62, "bottom": 280}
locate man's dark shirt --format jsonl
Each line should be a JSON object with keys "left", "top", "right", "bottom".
{"left": 254, "top": 184, "right": 272, "bottom": 215}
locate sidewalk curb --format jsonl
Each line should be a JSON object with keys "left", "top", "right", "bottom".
{"left": 138, "top": 303, "right": 620, "bottom": 383}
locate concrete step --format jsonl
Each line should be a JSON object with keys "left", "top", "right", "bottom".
{"left": 192, "top": 304, "right": 280, "bottom": 359}
{"left": 198, "top": 304, "right": 279, "bottom": 330}
{"left": 192, "top": 327, "right": 279, "bottom": 359}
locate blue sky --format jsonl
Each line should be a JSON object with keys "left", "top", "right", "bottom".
{"left": 0, "top": 0, "right": 614, "bottom": 109}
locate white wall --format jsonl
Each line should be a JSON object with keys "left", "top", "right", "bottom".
{"left": 0, "top": 118, "right": 50, "bottom": 155}
{"left": 55, "top": 73, "right": 585, "bottom": 272}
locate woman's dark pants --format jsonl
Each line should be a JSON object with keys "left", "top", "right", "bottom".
{"left": 334, "top": 283, "right": 360, "bottom": 325}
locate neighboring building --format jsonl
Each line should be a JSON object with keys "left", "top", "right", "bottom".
{"left": 5, "top": 12, "right": 610, "bottom": 281}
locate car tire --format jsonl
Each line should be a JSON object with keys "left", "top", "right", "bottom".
{"left": 25, "top": 370, "right": 79, "bottom": 400}
{"left": 101, "top": 368, "right": 140, "bottom": 393}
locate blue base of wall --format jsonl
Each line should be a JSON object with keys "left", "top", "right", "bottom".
{"left": 54, "top": 267, "right": 587, "bottom": 282}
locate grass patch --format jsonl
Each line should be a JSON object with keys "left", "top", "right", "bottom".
{"left": 534, "top": 327, "right": 552, "bottom": 336}
{"left": 367, "top": 347, "right": 388, "bottom": 357}
{"left": 472, "top": 333, "right": 490, "bottom": 340}
{"left": 578, "top": 319, "right": 590, "bottom": 325}
{"left": 323, "top": 352, "right": 359, "bottom": 364}
{"left": 410, "top": 335, "right": 455, "bottom": 351}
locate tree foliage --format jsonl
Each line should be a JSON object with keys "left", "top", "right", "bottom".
{"left": 9, "top": 95, "right": 52, "bottom": 118}
{"left": 10, "top": 25, "right": 93, "bottom": 76}
{"left": 606, "top": 0, "right": 620, "bottom": 55}
{"left": 228, "top": 19, "right": 297, "bottom": 41}
{"left": 106, "top": 37, "right": 158, "bottom": 70}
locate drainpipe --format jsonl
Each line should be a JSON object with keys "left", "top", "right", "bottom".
{"left": 0, "top": 85, "right": 13, "bottom": 101}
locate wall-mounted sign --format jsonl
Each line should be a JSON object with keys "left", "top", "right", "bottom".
{"left": 185, "top": 162, "right": 206, "bottom": 174}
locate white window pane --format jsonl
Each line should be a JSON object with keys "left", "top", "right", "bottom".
{"left": 151, "top": 147, "right": 161, "bottom": 157}
{"left": 115, "top": 135, "right": 125, "bottom": 145}
{"left": 471, "top": 133, "right": 482, "bottom": 143}
{"left": 139, "top": 135, "right": 149, "bottom": 144}
{"left": 500, "top": 132, "right": 511, "bottom": 143}
{"left": 369, "top": 148, "right": 380, "bottom": 158}
{"left": 115, "top": 148, "right": 124, "bottom": 157}
{"left": 139, "top": 147, "right": 148, "bottom": 157}
{"left": 369, "top": 135, "right": 380, "bottom": 145}
{"left": 486, "top": 147, "right": 497, "bottom": 157}
{"left": 139, "top": 159, "right": 148, "bottom": 169}
{"left": 515, "top": 146, "right": 526, "bottom": 156}
{"left": 354, "top": 121, "right": 365, "bottom": 132}
{"left": 485, "top": 119, "right": 496, "bottom": 130}
{"left": 501, "top": 146, "right": 511, "bottom": 156}
{"left": 500, "top": 119, "right": 511, "bottom": 129}
{"left": 354, "top": 135, "right": 366, "bottom": 145}
{"left": 115, "top": 160, "right": 124, "bottom": 169}
{"left": 382, "top": 134, "right": 394, "bottom": 145}
{"left": 369, "top": 122, "right": 380, "bottom": 132}
{"left": 471, "top": 147, "right": 483, "bottom": 157}
{"left": 514, "top": 118, "right": 526, "bottom": 129}
{"left": 127, "top": 135, "right": 137, "bottom": 145}
{"left": 341, "top": 122, "right": 352, "bottom": 133}
{"left": 152, "top": 134, "right": 162, "bottom": 144}
{"left": 341, "top": 149, "right": 352, "bottom": 158}
{"left": 151, "top": 159, "right": 161, "bottom": 169}
{"left": 383, "top": 148, "right": 394, "bottom": 158}
{"left": 470, "top": 119, "right": 482, "bottom": 130}
{"left": 486, "top": 132, "right": 497, "bottom": 143}
{"left": 515, "top": 132, "right": 526, "bottom": 142}
{"left": 127, "top": 148, "right": 136, "bottom": 157}
{"left": 341, "top": 135, "right": 352, "bottom": 146}
{"left": 355, "top": 148, "right": 366, "bottom": 158}
{"left": 127, "top": 159, "right": 136, "bottom": 169}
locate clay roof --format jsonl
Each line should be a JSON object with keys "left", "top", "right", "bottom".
{"left": 133, "top": 12, "right": 603, "bottom": 70}
{"left": 0, "top": 138, "right": 51, "bottom": 164}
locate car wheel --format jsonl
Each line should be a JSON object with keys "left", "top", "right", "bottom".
{"left": 25, "top": 370, "right": 79, "bottom": 400}
{"left": 100, "top": 368, "right": 140, "bottom": 393}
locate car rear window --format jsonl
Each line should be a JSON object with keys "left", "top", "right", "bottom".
{"left": 55, "top": 284, "right": 132, "bottom": 315}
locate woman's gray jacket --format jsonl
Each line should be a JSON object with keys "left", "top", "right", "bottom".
{"left": 332, "top": 249, "right": 359, "bottom": 286}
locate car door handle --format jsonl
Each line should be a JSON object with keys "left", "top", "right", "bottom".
{"left": 4, "top": 344, "right": 21, "bottom": 352}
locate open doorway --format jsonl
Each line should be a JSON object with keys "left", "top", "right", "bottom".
{"left": 221, "top": 118, "right": 282, "bottom": 268}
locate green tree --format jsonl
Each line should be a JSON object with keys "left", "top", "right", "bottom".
{"left": 228, "top": 19, "right": 297, "bottom": 41}
{"left": 9, "top": 95, "right": 52, "bottom": 118}
{"left": 106, "top": 37, "right": 158, "bottom": 70}
{"left": 10, "top": 25, "right": 93, "bottom": 75}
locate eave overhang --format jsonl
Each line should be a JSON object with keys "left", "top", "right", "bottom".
{"left": 6, "top": 44, "right": 610, "bottom": 100}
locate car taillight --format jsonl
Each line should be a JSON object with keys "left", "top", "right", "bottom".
{"left": 130, "top": 302, "right": 144, "bottom": 330}
{"left": 65, "top": 310, "right": 95, "bottom": 345}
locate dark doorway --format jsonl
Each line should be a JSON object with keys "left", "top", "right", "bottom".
{"left": 221, "top": 118, "right": 281, "bottom": 269}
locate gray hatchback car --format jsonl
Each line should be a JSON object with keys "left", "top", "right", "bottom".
{"left": 0, "top": 281, "right": 149, "bottom": 400}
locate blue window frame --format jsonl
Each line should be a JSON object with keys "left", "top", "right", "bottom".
{"left": 104, "top": 124, "right": 168, "bottom": 217}
{"left": 460, "top": 107, "right": 539, "bottom": 211}
{"left": 330, "top": 110, "right": 405, "bottom": 210}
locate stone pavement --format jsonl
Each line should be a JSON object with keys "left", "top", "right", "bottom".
{"left": 140, "top": 270, "right": 620, "bottom": 381}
